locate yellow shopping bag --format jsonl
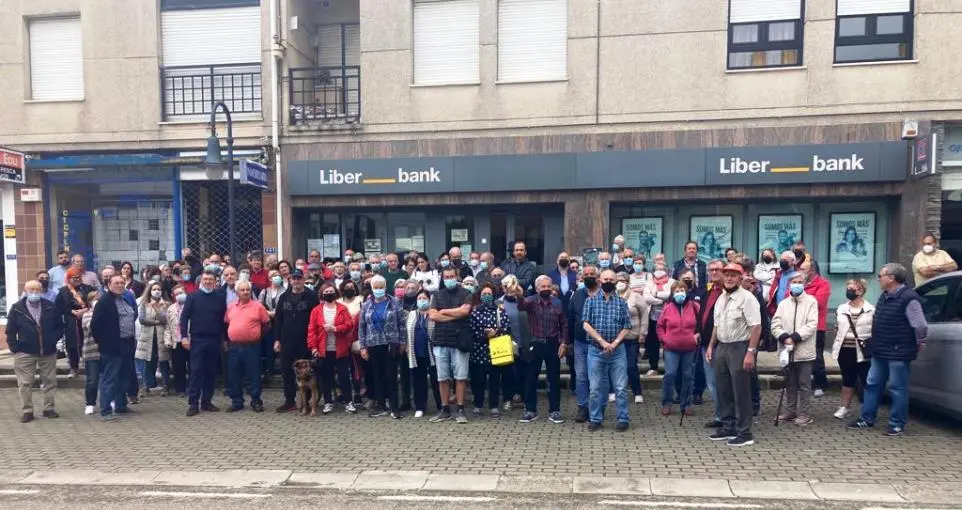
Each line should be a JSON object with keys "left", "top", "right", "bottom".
{"left": 489, "top": 335, "right": 515, "bottom": 366}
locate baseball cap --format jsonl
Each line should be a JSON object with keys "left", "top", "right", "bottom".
{"left": 290, "top": 268, "right": 305, "bottom": 279}
{"left": 721, "top": 263, "right": 744, "bottom": 275}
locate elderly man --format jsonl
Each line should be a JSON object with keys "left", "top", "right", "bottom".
{"left": 448, "top": 246, "right": 472, "bottom": 280}
{"left": 221, "top": 266, "right": 240, "bottom": 306}
{"left": 7, "top": 280, "right": 64, "bottom": 422}
{"left": 707, "top": 263, "right": 762, "bottom": 447}
{"left": 849, "top": 263, "right": 928, "bottom": 436}
{"left": 91, "top": 275, "right": 138, "bottom": 421}
{"left": 181, "top": 270, "right": 228, "bottom": 417}
{"left": 383, "top": 253, "right": 407, "bottom": 291}
{"left": 582, "top": 269, "right": 632, "bottom": 431}
{"left": 224, "top": 281, "right": 270, "bottom": 413}
{"left": 475, "top": 252, "right": 496, "bottom": 286}
{"left": 611, "top": 235, "right": 626, "bottom": 265}
{"left": 70, "top": 254, "right": 101, "bottom": 289}
{"left": 597, "top": 251, "right": 614, "bottom": 272}
{"left": 512, "top": 275, "right": 568, "bottom": 424}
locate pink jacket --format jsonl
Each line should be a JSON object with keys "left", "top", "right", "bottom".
{"left": 656, "top": 300, "right": 701, "bottom": 353}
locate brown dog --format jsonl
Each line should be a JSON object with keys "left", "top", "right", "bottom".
{"left": 293, "top": 359, "right": 319, "bottom": 416}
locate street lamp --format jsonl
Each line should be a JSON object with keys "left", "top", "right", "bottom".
{"left": 203, "top": 101, "right": 236, "bottom": 264}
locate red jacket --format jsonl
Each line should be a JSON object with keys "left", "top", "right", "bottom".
{"left": 765, "top": 269, "right": 785, "bottom": 317}
{"left": 770, "top": 274, "right": 831, "bottom": 331}
{"left": 657, "top": 300, "right": 701, "bottom": 353}
{"left": 307, "top": 302, "right": 354, "bottom": 358}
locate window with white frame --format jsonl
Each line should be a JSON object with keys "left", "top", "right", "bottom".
{"left": 413, "top": 0, "right": 480, "bottom": 86}
{"left": 498, "top": 0, "right": 567, "bottom": 82}
{"left": 727, "top": 0, "right": 804, "bottom": 70}
{"left": 835, "top": 0, "right": 913, "bottom": 63}
{"left": 28, "top": 17, "right": 84, "bottom": 101}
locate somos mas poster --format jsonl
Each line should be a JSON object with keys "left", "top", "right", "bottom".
{"left": 690, "top": 216, "right": 732, "bottom": 264}
{"left": 621, "top": 217, "right": 662, "bottom": 262}
{"left": 758, "top": 214, "right": 802, "bottom": 255}
{"left": 829, "top": 212, "right": 876, "bottom": 274}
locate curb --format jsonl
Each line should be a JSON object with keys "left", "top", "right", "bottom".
{"left": 4, "top": 470, "right": 952, "bottom": 503}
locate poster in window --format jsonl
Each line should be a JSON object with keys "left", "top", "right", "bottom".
{"left": 323, "top": 234, "right": 340, "bottom": 259}
{"left": 620, "top": 217, "right": 662, "bottom": 263}
{"left": 689, "top": 216, "right": 733, "bottom": 264}
{"left": 757, "top": 215, "right": 802, "bottom": 256}
{"left": 364, "top": 238, "right": 382, "bottom": 257}
{"left": 307, "top": 238, "right": 324, "bottom": 258}
{"left": 829, "top": 212, "right": 876, "bottom": 274}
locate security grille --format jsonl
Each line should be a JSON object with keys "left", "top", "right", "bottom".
{"left": 181, "top": 181, "right": 263, "bottom": 260}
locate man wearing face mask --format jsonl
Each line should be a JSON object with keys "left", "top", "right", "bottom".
{"left": 793, "top": 260, "right": 831, "bottom": 398}
{"left": 568, "top": 265, "right": 601, "bottom": 422}
{"left": 475, "top": 252, "right": 496, "bottom": 287}
{"left": 766, "top": 251, "right": 797, "bottom": 316}
{"left": 7, "top": 280, "right": 64, "bottom": 423}
{"left": 771, "top": 272, "right": 819, "bottom": 426}
{"left": 272, "top": 269, "right": 320, "bottom": 413}
{"left": 912, "top": 233, "right": 957, "bottom": 286}
{"left": 47, "top": 250, "right": 72, "bottom": 292}
{"left": 468, "top": 251, "right": 483, "bottom": 277}
{"left": 179, "top": 271, "right": 228, "bottom": 416}
{"left": 32, "top": 271, "right": 59, "bottom": 303}
{"left": 501, "top": 242, "right": 537, "bottom": 296}
{"left": 428, "top": 267, "right": 474, "bottom": 423}
{"left": 597, "top": 251, "right": 614, "bottom": 272}
{"left": 706, "top": 263, "right": 762, "bottom": 447}
{"left": 611, "top": 235, "right": 626, "bottom": 266}
{"left": 582, "top": 269, "right": 632, "bottom": 431}
{"left": 549, "top": 252, "right": 578, "bottom": 308}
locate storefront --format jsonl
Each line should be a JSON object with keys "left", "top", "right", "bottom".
{"left": 939, "top": 126, "right": 962, "bottom": 262}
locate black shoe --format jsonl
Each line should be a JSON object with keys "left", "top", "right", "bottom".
{"left": 616, "top": 422, "right": 629, "bottom": 432}
{"left": 252, "top": 403, "right": 264, "bottom": 413}
{"left": 42, "top": 410, "right": 59, "bottom": 419}
{"left": 587, "top": 422, "right": 603, "bottom": 432}
{"left": 709, "top": 431, "right": 737, "bottom": 441}
{"left": 704, "top": 420, "right": 722, "bottom": 428}
{"left": 727, "top": 435, "right": 755, "bottom": 447}
{"left": 398, "top": 404, "right": 412, "bottom": 412}
{"left": 575, "top": 406, "right": 589, "bottom": 423}
{"left": 20, "top": 413, "right": 34, "bottom": 423}
{"left": 847, "top": 419, "right": 874, "bottom": 430}
{"left": 390, "top": 412, "right": 403, "bottom": 420}
{"left": 226, "top": 406, "right": 244, "bottom": 413}
{"left": 369, "top": 408, "right": 388, "bottom": 418}
{"left": 186, "top": 408, "right": 199, "bottom": 417}
{"left": 201, "top": 404, "right": 220, "bottom": 412}
{"left": 128, "top": 396, "right": 140, "bottom": 405}
{"left": 693, "top": 395, "right": 704, "bottom": 406}
{"left": 884, "top": 426, "right": 904, "bottom": 437}
{"left": 276, "top": 402, "right": 297, "bottom": 413}
{"left": 753, "top": 408, "right": 761, "bottom": 417}
{"left": 115, "top": 407, "right": 136, "bottom": 415}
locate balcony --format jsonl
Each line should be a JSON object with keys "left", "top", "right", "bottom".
{"left": 161, "top": 63, "right": 262, "bottom": 121}
{"left": 288, "top": 66, "right": 360, "bottom": 125}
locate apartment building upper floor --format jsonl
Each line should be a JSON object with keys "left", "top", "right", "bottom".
{"left": 2, "top": 0, "right": 961, "bottom": 149}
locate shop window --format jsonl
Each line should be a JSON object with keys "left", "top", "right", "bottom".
{"left": 343, "top": 213, "right": 385, "bottom": 258}
{"left": 129, "top": 230, "right": 139, "bottom": 241}
{"left": 387, "top": 213, "right": 426, "bottom": 255}
{"left": 445, "top": 215, "right": 473, "bottom": 257}
{"left": 834, "top": 1, "right": 913, "bottom": 64}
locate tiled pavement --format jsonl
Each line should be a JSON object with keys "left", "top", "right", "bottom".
{"left": 1, "top": 387, "right": 960, "bottom": 486}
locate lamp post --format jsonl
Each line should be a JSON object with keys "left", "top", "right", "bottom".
{"left": 203, "top": 101, "right": 236, "bottom": 264}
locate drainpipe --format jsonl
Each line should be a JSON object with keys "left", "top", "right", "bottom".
{"left": 270, "top": 0, "right": 284, "bottom": 259}
{"left": 594, "top": 0, "right": 601, "bottom": 125}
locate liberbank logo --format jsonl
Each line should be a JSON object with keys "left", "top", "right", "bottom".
{"left": 718, "top": 154, "right": 865, "bottom": 175}
{"left": 319, "top": 167, "right": 441, "bottom": 185}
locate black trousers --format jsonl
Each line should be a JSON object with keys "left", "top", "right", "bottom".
{"left": 397, "top": 355, "right": 412, "bottom": 408}
{"left": 812, "top": 331, "right": 828, "bottom": 390}
{"left": 471, "top": 363, "right": 508, "bottom": 409}
{"left": 317, "top": 353, "right": 353, "bottom": 404}
{"left": 170, "top": 345, "right": 189, "bottom": 394}
{"left": 368, "top": 344, "right": 399, "bottom": 412}
{"left": 280, "top": 342, "right": 310, "bottom": 405}
{"left": 645, "top": 320, "right": 661, "bottom": 371}
{"left": 411, "top": 356, "right": 442, "bottom": 412}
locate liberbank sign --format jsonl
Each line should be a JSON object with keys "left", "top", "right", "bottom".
{"left": 286, "top": 142, "right": 909, "bottom": 196}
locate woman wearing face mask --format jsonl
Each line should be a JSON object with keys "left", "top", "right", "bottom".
{"left": 165, "top": 285, "right": 190, "bottom": 397}
{"left": 357, "top": 275, "right": 405, "bottom": 419}
{"left": 308, "top": 283, "right": 355, "bottom": 414}
{"left": 656, "top": 281, "right": 701, "bottom": 416}
{"left": 617, "top": 273, "right": 650, "bottom": 404}
{"left": 643, "top": 262, "right": 675, "bottom": 376}
{"left": 462, "top": 276, "right": 479, "bottom": 303}
{"left": 629, "top": 255, "right": 650, "bottom": 294}
{"left": 771, "top": 272, "right": 820, "bottom": 426}
{"left": 81, "top": 291, "right": 102, "bottom": 415}
{"left": 831, "top": 279, "right": 874, "bottom": 420}
{"left": 406, "top": 290, "right": 442, "bottom": 418}
{"left": 136, "top": 282, "right": 171, "bottom": 397}
{"left": 499, "top": 275, "right": 531, "bottom": 411}
{"left": 412, "top": 255, "right": 440, "bottom": 293}
{"left": 754, "top": 249, "right": 778, "bottom": 303}
{"left": 468, "top": 283, "right": 512, "bottom": 418}
{"left": 393, "top": 279, "right": 408, "bottom": 302}
{"left": 339, "top": 279, "right": 368, "bottom": 409}
{"left": 258, "top": 270, "right": 286, "bottom": 379}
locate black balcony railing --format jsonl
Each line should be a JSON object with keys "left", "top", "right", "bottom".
{"left": 289, "top": 66, "right": 360, "bottom": 125}
{"left": 161, "top": 63, "right": 262, "bottom": 120}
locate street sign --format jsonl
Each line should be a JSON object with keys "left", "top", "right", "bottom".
{"left": 0, "top": 148, "right": 25, "bottom": 185}
{"left": 240, "top": 159, "right": 269, "bottom": 190}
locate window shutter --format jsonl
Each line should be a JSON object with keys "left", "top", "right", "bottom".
{"left": 29, "top": 18, "right": 84, "bottom": 101}
{"left": 498, "top": 0, "right": 567, "bottom": 82}
{"left": 413, "top": 0, "right": 480, "bottom": 86}
{"left": 730, "top": 0, "right": 801, "bottom": 23}
{"left": 344, "top": 24, "right": 360, "bottom": 67}
{"left": 316, "top": 25, "right": 343, "bottom": 67}
{"left": 161, "top": 6, "right": 261, "bottom": 66}
{"left": 837, "top": 0, "right": 911, "bottom": 16}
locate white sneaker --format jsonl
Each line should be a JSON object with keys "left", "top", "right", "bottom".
{"left": 503, "top": 401, "right": 512, "bottom": 412}
{"left": 645, "top": 370, "right": 658, "bottom": 377}
{"left": 414, "top": 410, "right": 424, "bottom": 418}
{"left": 814, "top": 389, "right": 825, "bottom": 398}
{"left": 84, "top": 405, "right": 95, "bottom": 416}
{"left": 833, "top": 407, "right": 848, "bottom": 419}
{"left": 608, "top": 393, "right": 616, "bottom": 403}
{"left": 634, "top": 395, "right": 644, "bottom": 404}
{"left": 345, "top": 402, "right": 357, "bottom": 414}
{"left": 110, "top": 401, "right": 116, "bottom": 411}
{"left": 322, "top": 403, "right": 335, "bottom": 414}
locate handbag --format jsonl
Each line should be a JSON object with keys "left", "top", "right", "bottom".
{"left": 845, "top": 313, "right": 872, "bottom": 358}
{"left": 488, "top": 310, "right": 515, "bottom": 367}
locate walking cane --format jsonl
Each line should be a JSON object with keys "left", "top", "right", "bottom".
{"left": 774, "top": 349, "right": 793, "bottom": 427}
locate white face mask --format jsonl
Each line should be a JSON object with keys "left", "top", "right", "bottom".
{"left": 151, "top": 290, "right": 162, "bottom": 299}
{"left": 653, "top": 270, "right": 667, "bottom": 279}
{"left": 922, "top": 244, "right": 935, "bottom": 255}
{"left": 615, "top": 282, "right": 627, "bottom": 293}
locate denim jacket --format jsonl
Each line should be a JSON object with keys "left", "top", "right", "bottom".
{"left": 358, "top": 296, "right": 404, "bottom": 348}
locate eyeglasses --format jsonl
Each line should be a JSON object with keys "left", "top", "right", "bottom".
{"left": 877, "top": 273, "right": 891, "bottom": 279}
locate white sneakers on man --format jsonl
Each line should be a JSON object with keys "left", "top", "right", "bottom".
{"left": 414, "top": 410, "right": 424, "bottom": 418}
{"left": 814, "top": 389, "right": 825, "bottom": 398}
{"left": 608, "top": 393, "right": 615, "bottom": 402}
{"left": 84, "top": 405, "right": 95, "bottom": 416}
{"left": 634, "top": 395, "right": 644, "bottom": 404}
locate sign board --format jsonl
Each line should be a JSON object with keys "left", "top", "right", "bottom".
{"left": 263, "top": 247, "right": 277, "bottom": 254}
{"left": 912, "top": 133, "right": 937, "bottom": 177}
{"left": 239, "top": 159, "right": 269, "bottom": 190}
{"left": 0, "top": 148, "right": 26, "bottom": 185}
{"left": 3, "top": 225, "right": 14, "bottom": 239}
{"left": 19, "top": 188, "right": 41, "bottom": 202}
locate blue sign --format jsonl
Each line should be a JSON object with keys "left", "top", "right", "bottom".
{"left": 240, "top": 160, "right": 269, "bottom": 190}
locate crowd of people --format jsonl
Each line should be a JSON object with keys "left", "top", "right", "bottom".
{"left": 7, "top": 233, "right": 954, "bottom": 446}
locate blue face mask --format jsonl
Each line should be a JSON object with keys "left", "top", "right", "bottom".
{"left": 480, "top": 261, "right": 488, "bottom": 271}
{"left": 578, "top": 281, "right": 586, "bottom": 290}
{"left": 181, "top": 273, "right": 191, "bottom": 282}
{"left": 272, "top": 276, "right": 283, "bottom": 286}
{"left": 790, "top": 283, "right": 805, "bottom": 296}
{"left": 372, "top": 288, "right": 386, "bottom": 299}
{"left": 673, "top": 293, "right": 686, "bottom": 305}
{"left": 26, "top": 293, "right": 42, "bottom": 303}
{"left": 200, "top": 286, "right": 213, "bottom": 294}
{"left": 599, "top": 260, "right": 611, "bottom": 269}
{"left": 480, "top": 294, "right": 494, "bottom": 305}
{"left": 443, "top": 279, "right": 458, "bottom": 290}
{"left": 463, "top": 285, "right": 476, "bottom": 294}
{"left": 633, "top": 264, "right": 644, "bottom": 273}
{"left": 440, "top": 260, "right": 450, "bottom": 268}
{"left": 380, "top": 260, "right": 388, "bottom": 269}
{"left": 417, "top": 299, "right": 430, "bottom": 310}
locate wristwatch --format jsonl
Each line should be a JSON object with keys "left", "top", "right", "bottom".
{"left": 747, "top": 347, "right": 757, "bottom": 353}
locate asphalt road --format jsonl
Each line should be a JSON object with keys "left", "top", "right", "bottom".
{"left": 1, "top": 486, "right": 959, "bottom": 510}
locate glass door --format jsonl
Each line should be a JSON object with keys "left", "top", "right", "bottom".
{"left": 514, "top": 214, "right": 544, "bottom": 266}
{"left": 490, "top": 213, "right": 509, "bottom": 265}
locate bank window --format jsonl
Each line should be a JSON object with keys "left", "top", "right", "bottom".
{"left": 835, "top": 1, "right": 913, "bottom": 64}
{"left": 727, "top": 0, "right": 804, "bottom": 70}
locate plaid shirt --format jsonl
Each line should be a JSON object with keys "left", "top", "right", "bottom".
{"left": 517, "top": 295, "right": 569, "bottom": 344}
{"left": 582, "top": 292, "right": 631, "bottom": 342}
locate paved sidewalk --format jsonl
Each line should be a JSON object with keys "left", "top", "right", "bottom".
{"left": 1, "top": 387, "right": 959, "bottom": 489}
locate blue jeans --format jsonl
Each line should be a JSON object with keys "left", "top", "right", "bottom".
{"left": 84, "top": 359, "right": 100, "bottom": 406}
{"left": 662, "top": 350, "right": 696, "bottom": 407}
{"left": 588, "top": 343, "right": 628, "bottom": 424}
{"left": 860, "top": 358, "right": 911, "bottom": 429}
{"left": 693, "top": 345, "right": 707, "bottom": 396}
{"left": 702, "top": 348, "right": 720, "bottom": 420}
{"left": 228, "top": 343, "right": 263, "bottom": 408}
{"left": 98, "top": 352, "right": 129, "bottom": 416}
{"left": 135, "top": 359, "right": 170, "bottom": 389}
{"left": 574, "top": 341, "right": 590, "bottom": 409}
